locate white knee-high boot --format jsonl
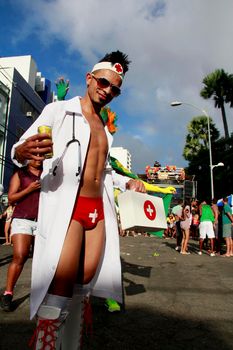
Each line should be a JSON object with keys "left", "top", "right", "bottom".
{"left": 30, "top": 294, "right": 71, "bottom": 350}
{"left": 62, "top": 284, "right": 91, "bottom": 350}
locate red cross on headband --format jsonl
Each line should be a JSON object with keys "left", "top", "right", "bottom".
{"left": 91, "top": 62, "right": 124, "bottom": 79}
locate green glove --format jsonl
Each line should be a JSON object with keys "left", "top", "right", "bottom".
{"left": 55, "top": 77, "right": 69, "bottom": 100}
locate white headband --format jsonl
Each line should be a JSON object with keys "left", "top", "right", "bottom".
{"left": 91, "top": 62, "right": 124, "bottom": 79}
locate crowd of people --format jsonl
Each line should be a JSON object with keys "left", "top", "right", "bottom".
{"left": 164, "top": 197, "right": 233, "bottom": 257}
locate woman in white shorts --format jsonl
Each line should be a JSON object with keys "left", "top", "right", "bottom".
{"left": 0, "top": 160, "right": 42, "bottom": 312}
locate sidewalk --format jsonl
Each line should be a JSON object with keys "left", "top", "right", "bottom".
{"left": 1, "top": 236, "right": 233, "bottom": 349}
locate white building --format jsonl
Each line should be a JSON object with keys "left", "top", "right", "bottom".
{"left": 110, "top": 147, "right": 132, "bottom": 171}
{"left": 0, "top": 55, "right": 51, "bottom": 189}
{"left": 0, "top": 55, "right": 38, "bottom": 90}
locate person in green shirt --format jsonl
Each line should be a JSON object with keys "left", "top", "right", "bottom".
{"left": 198, "top": 200, "right": 215, "bottom": 256}
{"left": 221, "top": 197, "right": 233, "bottom": 257}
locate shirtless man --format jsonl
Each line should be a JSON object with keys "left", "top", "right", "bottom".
{"left": 12, "top": 51, "right": 145, "bottom": 349}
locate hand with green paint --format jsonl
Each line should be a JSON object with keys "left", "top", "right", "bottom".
{"left": 55, "top": 77, "right": 69, "bottom": 100}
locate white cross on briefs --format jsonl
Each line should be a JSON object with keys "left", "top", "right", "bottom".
{"left": 89, "top": 209, "right": 98, "bottom": 223}
{"left": 146, "top": 204, "right": 154, "bottom": 217}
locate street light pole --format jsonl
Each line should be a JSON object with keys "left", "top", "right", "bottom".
{"left": 170, "top": 101, "right": 214, "bottom": 199}
{"left": 210, "top": 162, "right": 224, "bottom": 198}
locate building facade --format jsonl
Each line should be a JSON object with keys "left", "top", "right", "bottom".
{"left": 0, "top": 55, "right": 52, "bottom": 193}
{"left": 110, "top": 147, "right": 132, "bottom": 171}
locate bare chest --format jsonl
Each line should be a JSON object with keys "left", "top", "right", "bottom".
{"left": 88, "top": 119, "right": 108, "bottom": 153}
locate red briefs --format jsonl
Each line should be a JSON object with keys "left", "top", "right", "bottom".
{"left": 71, "top": 196, "right": 104, "bottom": 230}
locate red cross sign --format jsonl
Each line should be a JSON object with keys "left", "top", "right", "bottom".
{"left": 114, "top": 63, "right": 123, "bottom": 73}
{"left": 144, "top": 200, "right": 156, "bottom": 220}
{"left": 89, "top": 209, "right": 98, "bottom": 223}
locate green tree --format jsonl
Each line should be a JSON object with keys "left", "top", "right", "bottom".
{"left": 200, "top": 69, "right": 233, "bottom": 139}
{"left": 186, "top": 135, "right": 233, "bottom": 200}
{"left": 225, "top": 78, "right": 233, "bottom": 107}
{"left": 183, "top": 116, "right": 219, "bottom": 161}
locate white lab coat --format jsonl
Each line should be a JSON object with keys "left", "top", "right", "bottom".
{"left": 11, "top": 96, "right": 129, "bottom": 319}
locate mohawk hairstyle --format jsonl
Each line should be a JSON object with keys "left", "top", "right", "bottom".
{"left": 99, "top": 50, "right": 131, "bottom": 74}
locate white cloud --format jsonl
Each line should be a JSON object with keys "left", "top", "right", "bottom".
{"left": 9, "top": 0, "right": 233, "bottom": 170}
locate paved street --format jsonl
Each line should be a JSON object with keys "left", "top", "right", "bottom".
{"left": 1, "top": 236, "right": 233, "bottom": 350}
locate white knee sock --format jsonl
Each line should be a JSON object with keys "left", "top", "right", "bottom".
{"left": 62, "top": 284, "right": 91, "bottom": 350}
{"left": 42, "top": 293, "right": 71, "bottom": 319}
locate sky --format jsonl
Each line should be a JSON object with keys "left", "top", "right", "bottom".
{"left": 0, "top": 0, "right": 233, "bottom": 173}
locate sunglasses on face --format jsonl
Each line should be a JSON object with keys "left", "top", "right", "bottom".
{"left": 91, "top": 74, "right": 121, "bottom": 97}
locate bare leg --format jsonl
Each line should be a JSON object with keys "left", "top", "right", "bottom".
{"left": 230, "top": 238, "right": 233, "bottom": 256}
{"left": 44, "top": 219, "right": 105, "bottom": 350}
{"left": 175, "top": 222, "right": 182, "bottom": 248}
{"left": 4, "top": 221, "right": 11, "bottom": 244}
{"left": 184, "top": 229, "right": 190, "bottom": 252}
{"left": 62, "top": 220, "right": 105, "bottom": 350}
{"left": 199, "top": 238, "right": 203, "bottom": 252}
{"left": 6, "top": 234, "right": 33, "bottom": 292}
{"left": 226, "top": 237, "right": 231, "bottom": 256}
{"left": 49, "top": 218, "right": 105, "bottom": 296}
{"left": 49, "top": 220, "right": 84, "bottom": 297}
{"left": 180, "top": 229, "right": 185, "bottom": 253}
{"left": 33, "top": 221, "right": 85, "bottom": 349}
{"left": 210, "top": 238, "right": 215, "bottom": 254}
{"left": 77, "top": 219, "right": 105, "bottom": 285}
{"left": 172, "top": 227, "right": 176, "bottom": 238}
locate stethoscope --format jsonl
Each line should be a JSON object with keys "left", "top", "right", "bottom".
{"left": 52, "top": 112, "right": 81, "bottom": 177}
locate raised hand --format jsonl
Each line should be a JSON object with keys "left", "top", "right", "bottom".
{"left": 55, "top": 77, "right": 70, "bottom": 101}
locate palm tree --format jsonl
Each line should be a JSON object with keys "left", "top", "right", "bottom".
{"left": 183, "top": 116, "right": 219, "bottom": 161}
{"left": 200, "top": 69, "right": 233, "bottom": 138}
{"left": 225, "top": 74, "right": 233, "bottom": 108}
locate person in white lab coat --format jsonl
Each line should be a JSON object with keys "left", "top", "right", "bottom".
{"left": 12, "top": 50, "right": 145, "bottom": 349}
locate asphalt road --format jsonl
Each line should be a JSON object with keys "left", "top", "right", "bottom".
{"left": 1, "top": 236, "right": 233, "bottom": 350}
